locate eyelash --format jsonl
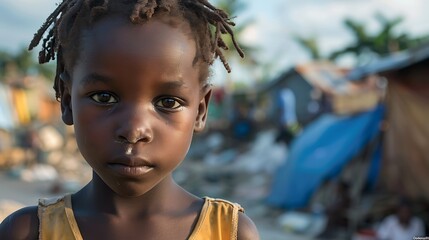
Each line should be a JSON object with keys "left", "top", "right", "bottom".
{"left": 154, "top": 97, "right": 184, "bottom": 111}
{"left": 89, "top": 93, "right": 184, "bottom": 111}
{"left": 89, "top": 92, "right": 118, "bottom": 104}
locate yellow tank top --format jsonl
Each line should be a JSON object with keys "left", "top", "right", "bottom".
{"left": 38, "top": 195, "right": 244, "bottom": 240}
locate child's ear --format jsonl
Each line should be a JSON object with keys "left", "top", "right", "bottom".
{"left": 59, "top": 72, "right": 73, "bottom": 125}
{"left": 194, "top": 86, "right": 212, "bottom": 132}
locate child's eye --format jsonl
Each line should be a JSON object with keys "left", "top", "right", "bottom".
{"left": 155, "top": 97, "right": 182, "bottom": 110}
{"left": 90, "top": 92, "right": 118, "bottom": 104}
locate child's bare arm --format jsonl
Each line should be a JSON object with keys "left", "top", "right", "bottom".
{"left": 238, "top": 212, "right": 260, "bottom": 240}
{"left": 0, "top": 206, "right": 39, "bottom": 240}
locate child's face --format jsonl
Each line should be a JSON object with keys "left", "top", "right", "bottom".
{"left": 61, "top": 16, "right": 210, "bottom": 197}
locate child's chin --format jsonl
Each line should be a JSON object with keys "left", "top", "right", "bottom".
{"left": 112, "top": 188, "right": 150, "bottom": 198}
{"left": 109, "top": 184, "right": 155, "bottom": 198}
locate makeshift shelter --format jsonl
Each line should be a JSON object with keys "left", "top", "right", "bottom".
{"left": 259, "top": 62, "right": 381, "bottom": 127}
{"left": 349, "top": 43, "right": 429, "bottom": 201}
{"left": 268, "top": 43, "right": 429, "bottom": 209}
{"left": 0, "top": 76, "right": 61, "bottom": 168}
{"left": 267, "top": 105, "right": 384, "bottom": 209}
{"left": 295, "top": 62, "right": 383, "bottom": 116}
{"left": 260, "top": 62, "right": 340, "bottom": 125}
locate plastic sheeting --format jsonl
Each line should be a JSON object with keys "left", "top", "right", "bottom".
{"left": 267, "top": 105, "right": 384, "bottom": 209}
{"left": 0, "top": 83, "right": 16, "bottom": 130}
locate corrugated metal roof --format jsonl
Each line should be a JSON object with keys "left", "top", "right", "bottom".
{"left": 348, "top": 42, "right": 429, "bottom": 80}
{"left": 295, "top": 61, "right": 350, "bottom": 94}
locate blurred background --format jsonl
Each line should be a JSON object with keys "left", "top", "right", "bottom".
{"left": 1, "top": 0, "right": 429, "bottom": 239}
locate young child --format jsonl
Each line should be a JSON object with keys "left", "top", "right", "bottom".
{"left": 0, "top": 0, "right": 259, "bottom": 239}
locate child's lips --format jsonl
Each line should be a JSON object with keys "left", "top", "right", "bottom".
{"left": 108, "top": 163, "right": 154, "bottom": 177}
{"left": 107, "top": 157, "right": 154, "bottom": 177}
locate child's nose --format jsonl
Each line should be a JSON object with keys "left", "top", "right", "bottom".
{"left": 115, "top": 106, "right": 153, "bottom": 144}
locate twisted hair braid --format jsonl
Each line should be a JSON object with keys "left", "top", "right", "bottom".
{"left": 29, "top": 0, "right": 244, "bottom": 100}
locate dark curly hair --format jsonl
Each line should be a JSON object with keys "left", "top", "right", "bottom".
{"left": 28, "top": 0, "right": 244, "bottom": 100}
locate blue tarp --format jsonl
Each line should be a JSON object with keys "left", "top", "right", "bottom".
{"left": 267, "top": 105, "right": 385, "bottom": 209}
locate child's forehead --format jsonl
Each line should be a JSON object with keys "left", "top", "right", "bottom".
{"left": 81, "top": 16, "right": 195, "bottom": 56}
{"left": 70, "top": 15, "right": 201, "bottom": 89}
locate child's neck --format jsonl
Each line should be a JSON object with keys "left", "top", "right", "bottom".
{"left": 73, "top": 172, "right": 191, "bottom": 219}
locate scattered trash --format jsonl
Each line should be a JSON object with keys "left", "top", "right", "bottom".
{"left": 278, "top": 211, "right": 314, "bottom": 233}
{"left": 232, "top": 130, "right": 287, "bottom": 173}
{"left": 203, "top": 148, "right": 238, "bottom": 166}
{"left": 38, "top": 125, "right": 64, "bottom": 152}
{"left": 8, "top": 164, "right": 58, "bottom": 182}
{"left": 277, "top": 211, "right": 327, "bottom": 237}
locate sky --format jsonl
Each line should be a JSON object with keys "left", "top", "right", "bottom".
{"left": 1, "top": 0, "right": 428, "bottom": 84}
{"left": 239, "top": 0, "right": 429, "bottom": 76}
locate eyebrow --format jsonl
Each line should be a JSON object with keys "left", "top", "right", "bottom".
{"left": 80, "top": 73, "right": 112, "bottom": 86}
{"left": 80, "top": 73, "right": 188, "bottom": 89}
{"left": 160, "top": 80, "right": 188, "bottom": 90}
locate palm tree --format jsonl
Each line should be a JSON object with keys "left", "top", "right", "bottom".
{"left": 329, "top": 18, "right": 373, "bottom": 63}
{"left": 294, "top": 35, "right": 322, "bottom": 60}
{"left": 330, "top": 13, "right": 429, "bottom": 63}
{"left": 373, "top": 13, "right": 404, "bottom": 54}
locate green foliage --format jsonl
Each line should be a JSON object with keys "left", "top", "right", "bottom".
{"left": 330, "top": 13, "right": 429, "bottom": 63}
{"left": 0, "top": 51, "right": 13, "bottom": 77}
{"left": 215, "top": 0, "right": 246, "bottom": 16}
{"left": 294, "top": 13, "right": 429, "bottom": 64}
{"left": 0, "top": 47, "right": 55, "bottom": 81}
{"left": 14, "top": 48, "right": 33, "bottom": 74}
{"left": 36, "top": 63, "right": 56, "bottom": 81}
{"left": 294, "top": 36, "right": 321, "bottom": 60}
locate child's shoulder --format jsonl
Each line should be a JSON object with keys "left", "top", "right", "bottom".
{"left": 0, "top": 205, "right": 39, "bottom": 240}
{"left": 203, "top": 197, "right": 259, "bottom": 240}
{"left": 237, "top": 211, "right": 260, "bottom": 240}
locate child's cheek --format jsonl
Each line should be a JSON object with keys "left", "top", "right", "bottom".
{"left": 72, "top": 101, "right": 112, "bottom": 150}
